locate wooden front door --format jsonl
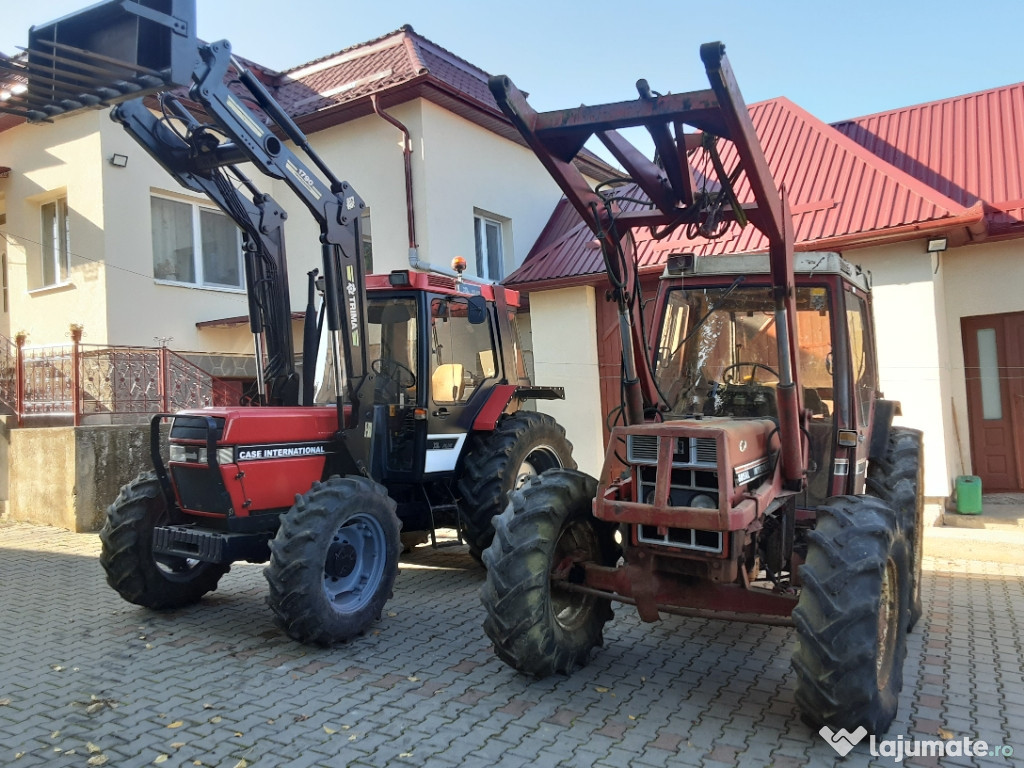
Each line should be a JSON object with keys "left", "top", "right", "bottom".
{"left": 961, "top": 312, "right": 1024, "bottom": 491}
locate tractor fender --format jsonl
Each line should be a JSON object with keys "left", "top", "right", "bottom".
{"left": 868, "top": 398, "right": 903, "bottom": 461}
{"left": 472, "top": 385, "right": 565, "bottom": 431}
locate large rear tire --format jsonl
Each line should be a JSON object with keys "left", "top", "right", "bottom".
{"left": 792, "top": 495, "right": 910, "bottom": 734}
{"left": 100, "top": 473, "right": 229, "bottom": 609}
{"left": 459, "top": 411, "right": 574, "bottom": 561}
{"left": 867, "top": 427, "right": 924, "bottom": 630}
{"left": 480, "top": 469, "right": 616, "bottom": 677}
{"left": 264, "top": 476, "right": 401, "bottom": 646}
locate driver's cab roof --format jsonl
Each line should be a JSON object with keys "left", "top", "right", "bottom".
{"left": 660, "top": 251, "right": 871, "bottom": 293}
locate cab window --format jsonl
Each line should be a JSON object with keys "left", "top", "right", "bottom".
{"left": 430, "top": 297, "right": 497, "bottom": 404}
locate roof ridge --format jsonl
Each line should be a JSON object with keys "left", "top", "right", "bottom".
{"left": 832, "top": 80, "right": 1024, "bottom": 127}
{"left": 280, "top": 26, "right": 412, "bottom": 78}
{"left": 768, "top": 95, "right": 970, "bottom": 216}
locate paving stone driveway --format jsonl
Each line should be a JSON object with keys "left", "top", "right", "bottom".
{"left": 0, "top": 522, "right": 1021, "bottom": 768}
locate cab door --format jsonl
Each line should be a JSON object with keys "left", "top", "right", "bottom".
{"left": 842, "top": 287, "right": 879, "bottom": 494}
{"left": 425, "top": 294, "right": 499, "bottom": 474}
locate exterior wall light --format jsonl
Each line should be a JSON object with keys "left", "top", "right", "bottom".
{"left": 926, "top": 236, "right": 948, "bottom": 253}
{"left": 109, "top": 153, "right": 129, "bottom": 168}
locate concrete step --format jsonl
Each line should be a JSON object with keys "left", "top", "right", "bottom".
{"left": 924, "top": 525, "right": 1024, "bottom": 565}
{"left": 942, "top": 493, "right": 1024, "bottom": 531}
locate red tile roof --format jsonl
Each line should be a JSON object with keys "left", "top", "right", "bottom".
{"left": 508, "top": 91, "right": 998, "bottom": 288}
{"left": 833, "top": 82, "right": 1024, "bottom": 240}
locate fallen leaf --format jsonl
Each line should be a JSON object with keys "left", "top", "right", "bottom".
{"left": 87, "top": 756, "right": 109, "bottom": 766}
{"left": 15, "top": 752, "right": 24, "bottom": 759}
{"left": 202, "top": 703, "right": 214, "bottom": 710}
{"left": 209, "top": 716, "right": 222, "bottom": 724}
{"left": 387, "top": 612, "right": 397, "bottom": 618}
{"left": 51, "top": 665, "right": 64, "bottom": 672}
{"left": 154, "top": 756, "right": 169, "bottom": 764}
{"left": 193, "top": 762, "right": 203, "bottom": 766}
{"left": 399, "top": 752, "right": 414, "bottom": 758}
{"left": 323, "top": 726, "right": 337, "bottom": 735}
{"left": 266, "top": 719, "right": 275, "bottom": 725}
{"left": 938, "top": 727, "right": 954, "bottom": 740}
{"left": 407, "top": 676, "right": 419, "bottom": 682}
{"left": 349, "top": 734, "right": 358, "bottom": 742}
{"left": 595, "top": 686, "right": 609, "bottom": 693}
{"left": 54, "top": 748, "right": 63, "bottom": 753}
{"left": 0, "top": 699, "right": 11, "bottom": 706}
{"left": 86, "top": 742, "right": 102, "bottom": 753}
{"left": 167, "top": 721, "right": 184, "bottom": 729}
{"left": 628, "top": 715, "right": 636, "bottom": 721}
{"left": 234, "top": 732, "right": 242, "bottom": 738}
{"left": 145, "top": 644, "right": 154, "bottom": 650}
{"left": 86, "top": 703, "right": 105, "bottom": 715}
{"left": 50, "top": 731, "right": 60, "bottom": 739}
{"left": 65, "top": 750, "right": 77, "bottom": 755}
{"left": 341, "top": 725, "right": 351, "bottom": 731}
{"left": 171, "top": 743, "right": 185, "bottom": 749}
{"left": 233, "top": 760, "right": 248, "bottom": 768}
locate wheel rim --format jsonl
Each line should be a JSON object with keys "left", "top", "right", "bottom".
{"left": 514, "top": 445, "right": 563, "bottom": 490}
{"left": 322, "top": 513, "right": 388, "bottom": 613}
{"left": 550, "top": 519, "right": 600, "bottom": 631}
{"left": 875, "top": 556, "right": 899, "bottom": 690}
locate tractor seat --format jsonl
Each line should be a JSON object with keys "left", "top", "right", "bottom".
{"left": 432, "top": 363, "right": 465, "bottom": 403}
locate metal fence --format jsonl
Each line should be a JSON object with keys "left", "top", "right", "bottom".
{"left": 1, "top": 330, "right": 241, "bottom": 425}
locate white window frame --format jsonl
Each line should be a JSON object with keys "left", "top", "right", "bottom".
{"left": 40, "top": 197, "right": 71, "bottom": 288}
{"left": 151, "top": 193, "right": 244, "bottom": 291}
{"left": 474, "top": 211, "right": 507, "bottom": 281}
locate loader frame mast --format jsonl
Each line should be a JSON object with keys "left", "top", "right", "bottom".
{"left": 489, "top": 43, "right": 805, "bottom": 487}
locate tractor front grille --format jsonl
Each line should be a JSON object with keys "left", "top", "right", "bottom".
{"left": 172, "top": 466, "right": 232, "bottom": 515}
{"left": 626, "top": 434, "right": 717, "bottom": 466}
{"left": 637, "top": 524, "right": 723, "bottom": 553}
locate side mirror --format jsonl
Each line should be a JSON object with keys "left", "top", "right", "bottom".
{"left": 467, "top": 296, "right": 487, "bottom": 325}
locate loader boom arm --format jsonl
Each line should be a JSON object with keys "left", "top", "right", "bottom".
{"left": 5, "top": 0, "right": 372, "bottom": 443}
{"left": 489, "top": 42, "right": 806, "bottom": 487}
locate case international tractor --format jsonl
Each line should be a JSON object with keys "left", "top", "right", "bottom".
{"left": 479, "top": 46, "right": 924, "bottom": 733}
{"left": 8, "top": 0, "right": 574, "bottom": 645}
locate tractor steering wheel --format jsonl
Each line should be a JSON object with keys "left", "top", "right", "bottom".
{"left": 720, "top": 362, "right": 780, "bottom": 384}
{"left": 371, "top": 358, "right": 417, "bottom": 389}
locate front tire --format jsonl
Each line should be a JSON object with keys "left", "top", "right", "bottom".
{"left": 459, "top": 411, "right": 575, "bottom": 560}
{"left": 264, "top": 476, "right": 401, "bottom": 646}
{"left": 867, "top": 427, "right": 924, "bottom": 630}
{"left": 792, "top": 495, "right": 910, "bottom": 734}
{"left": 99, "top": 473, "right": 229, "bottom": 609}
{"left": 480, "top": 469, "right": 616, "bottom": 677}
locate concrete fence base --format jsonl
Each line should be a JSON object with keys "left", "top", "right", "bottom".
{"left": 9, "top": 425, "right": 151, "bottom": 532}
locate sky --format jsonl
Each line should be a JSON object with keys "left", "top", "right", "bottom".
{"left": 3, "top": 0, "right": 1023, "bottom": 130}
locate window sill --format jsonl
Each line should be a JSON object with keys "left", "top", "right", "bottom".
{"left": 28, "top": 281, "right": 75, "bottom": 296}
{"left": 154, "top": 279, "right": 246, "bottom": 295}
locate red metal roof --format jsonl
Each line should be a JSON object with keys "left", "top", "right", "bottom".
{"left": 833, "top": 82, "right": 1024, "bottom": 240}
{"left": 508, "top": 94, "right": 993, "bottom": 288}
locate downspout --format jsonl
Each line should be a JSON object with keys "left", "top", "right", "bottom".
{"left": 370, "top": 95, "right": 457, "bottom": 277}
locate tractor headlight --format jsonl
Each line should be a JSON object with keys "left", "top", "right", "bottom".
{"left": 689, "top": 493, "right": 717, "bottom": 509}
{"left": 168, "top": 445, "right": 234, "bottom": 464}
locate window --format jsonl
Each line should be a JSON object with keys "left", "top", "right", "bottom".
{"left": 151, "top": 196, "right": 242, "bottom": 289}
{"left": 474, "top": 213, "right": 505, "bottom": 280}
{"left": 430, "top": 296, "right": 497, "bottom": 404}
{"left": 41, "top": 197, "right": 71, "bottom": 287}
{"left": 845, "top": 291, "right": 877, "bottom": 426}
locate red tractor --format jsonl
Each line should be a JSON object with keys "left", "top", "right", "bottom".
{"left": 10, "top": 0, "right": 574, "bottom": 645}
{"left": 480, "top": 45, "right": 923, "bottom": 734}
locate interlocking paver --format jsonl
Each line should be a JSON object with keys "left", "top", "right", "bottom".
{"left": 1, "top": 521, "right": 1023, "bottom": 766}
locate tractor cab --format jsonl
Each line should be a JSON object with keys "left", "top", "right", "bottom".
{"left": 653, "top": 252, "right": 878, "bottom": 507}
